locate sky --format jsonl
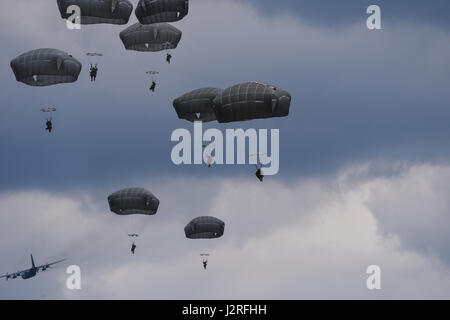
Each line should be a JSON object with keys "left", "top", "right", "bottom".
{"left": 0, "top": 0, "right": 450, "bottom": 299}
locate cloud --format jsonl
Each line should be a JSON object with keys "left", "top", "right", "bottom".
{"left": 251, "top": 0, "right": 450, "bottom": 29}
{"left": 1, "top": 0, "right": 450, "bottom": 300}
{"left": 1, "top": 0, "right": 450, "bottom": 190}
{"left": 1, "top": 162, "right": 450, "bottom": 299}
{"left": 365, "top": 164, "right": 450, "bottom": 264}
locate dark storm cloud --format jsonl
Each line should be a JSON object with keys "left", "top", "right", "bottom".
{"left": 252, "top": 0, "right": 450, "bottom": 29}
{"left": 1, "top": 0, "right": 450, "bottom": 192}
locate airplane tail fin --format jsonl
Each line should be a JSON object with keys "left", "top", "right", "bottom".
{"left": 31, "top": 254, "right": 36, "bottom": 269}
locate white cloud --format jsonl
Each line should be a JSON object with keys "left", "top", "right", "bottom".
{"left": 364, "top": 164, "right": 450, "bottom": 262}
{"left": 1, "top": 163, "right": 450, "bottom": 299}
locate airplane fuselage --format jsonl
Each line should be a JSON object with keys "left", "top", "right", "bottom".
{"left": 21, "top": 268, "right": 37, "bottom": 279}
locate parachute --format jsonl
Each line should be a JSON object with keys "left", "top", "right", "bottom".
{"left": 128, "top": 233, "right": 138, "bottom": 243}
{"left": 172, "top": 82, "right": 291, "bottom": 123}
{"left": 135, "top": 0, "right": 189, "bottom": 24}
{"left": 40, "top": 107, "right": 57, "bottom": 113}
{"left": 86, "top": 53, "right": 103, "bottom": 67}
{"left": 120, "top": 23, "right": 182, "bottom": 52}
{"left": 10, "top": 49, "right": 82, "bottom": 87}
{"left": 202, "top": 144, "right": 214, "bottom": 167}
{"left": 57, "top": 0, "right": 133, "bottom": 25}
{"left": 146, "top": 71, "right": 159, "bottom": 92}
{"left": 86, "top": 53, "right": 103, "bottom": 62}
{"left": 146, "top": 70, "right": 159, "bottom": 81}
{"left": 108, "top": 188, "right": 160, "bottom": 253}
{"left": 173, "top": 88, "right": 222, "bottom": 122}
{"left": 184, "top": 216, "right": 225, "bottom": 239}
{"left": 185, "top": 217, "right": 224, "bottom": 268}
{"left": 250, "top": 152, "right": 267, "bottom": 181}
{"left": 41, "top": 107, "right": 56, "bottom": 133}
{"left": 108, "top": 187, "right": 160, "bottom": 215}
{"left": 213, "top": 82, "right": 292, "bottom": 123}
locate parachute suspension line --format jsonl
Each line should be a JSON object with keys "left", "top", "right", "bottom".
{"left": 86, "top": 54, "right": 94, "bottom": 68}
{"left": 201, "top": 239, "right": 213, "bottom": 262}
{"left": 86, "top": 53, "right": 103, "bottom": 69}
{"left": 129, "top": 214, "right": 144, "bottom": 245}
{"left": 41, "top": 107, "right": 56, "bottom": 129}
{"left": 128, "top": 234, "right": 138, "bottom": 245}
{"left": 250, "top": 152, "right": 267, "bottom": 169}
{"left": 131, "top": 214, "right": 138, "bottom": 243}
{"left": 121, "top": 215, "right": 138, "bottom": 246}
{"left": 128, "top": 224, "right": 138, "bottom": 245}
{"left": 146, "top": 71, "right": 159, "bottom": 90}
{"left": 201, "top": 248, "right": 210, "bottom": 265}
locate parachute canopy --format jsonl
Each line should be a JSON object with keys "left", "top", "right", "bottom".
{"left": 86, "top": 53, "right": 103, "bottom": 66}
{"left": 213, "top": 82, "right": 292, "bottom": 123}
{"left": 135, "top": 0, "right": 189, "bottom": 24}
{"left": 10, "top": 48, "right": 82, "bottom": 87}
{"left": 41, "top": 107, "right": 57, "bottom": 113}
{"left": 184, "top": 216, "right": 225, "bottom": 239}
{"left": 146, "top": 71, "right": 159, "bottom": 82}
{"left": 86, "top": 53, "right": 103, "bottom": 57}
{"left": 108, "top": 188, "right": 160, "bottom": 215}
{"left": 120, "top": 23, "right": 182, "bottom": 52}
{"left": 173, "top": 88, "right": 222, "bottom": 123}
{"left": 173, "top": 82, "right": 291, "bottom": 123}
{"left": 57, "top": 0, "right": 133, "bottom": 25}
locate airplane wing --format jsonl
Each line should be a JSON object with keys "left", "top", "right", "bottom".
{"left": 0, "top": 269, "right": 26, "bottom": 280}
{"left": 35, "top": 259, "right": 66, "bottom": 272}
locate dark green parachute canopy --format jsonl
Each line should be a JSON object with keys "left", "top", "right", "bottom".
{"left": 173, "top": 88, "right": 222, "bottom": 122}
{"left": 136, "top": 0, "right": 189, "bottom": 24}
{"left": 10, "top": 48, "right": 82, "bottom": 87}
{"left": 213, "top": 82, "right": 292, "bottom": 123}
{"left": 184, "top": 216, "right": 225, "bottom": 239}
{"left": 108, "top": 188, "right": 160, "bottom": 215}
{"left": 120, "top": 23, "right": 182, "bottom": 52}
{"left": 57, "top": 0, "right": 133, "bottom": 25}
